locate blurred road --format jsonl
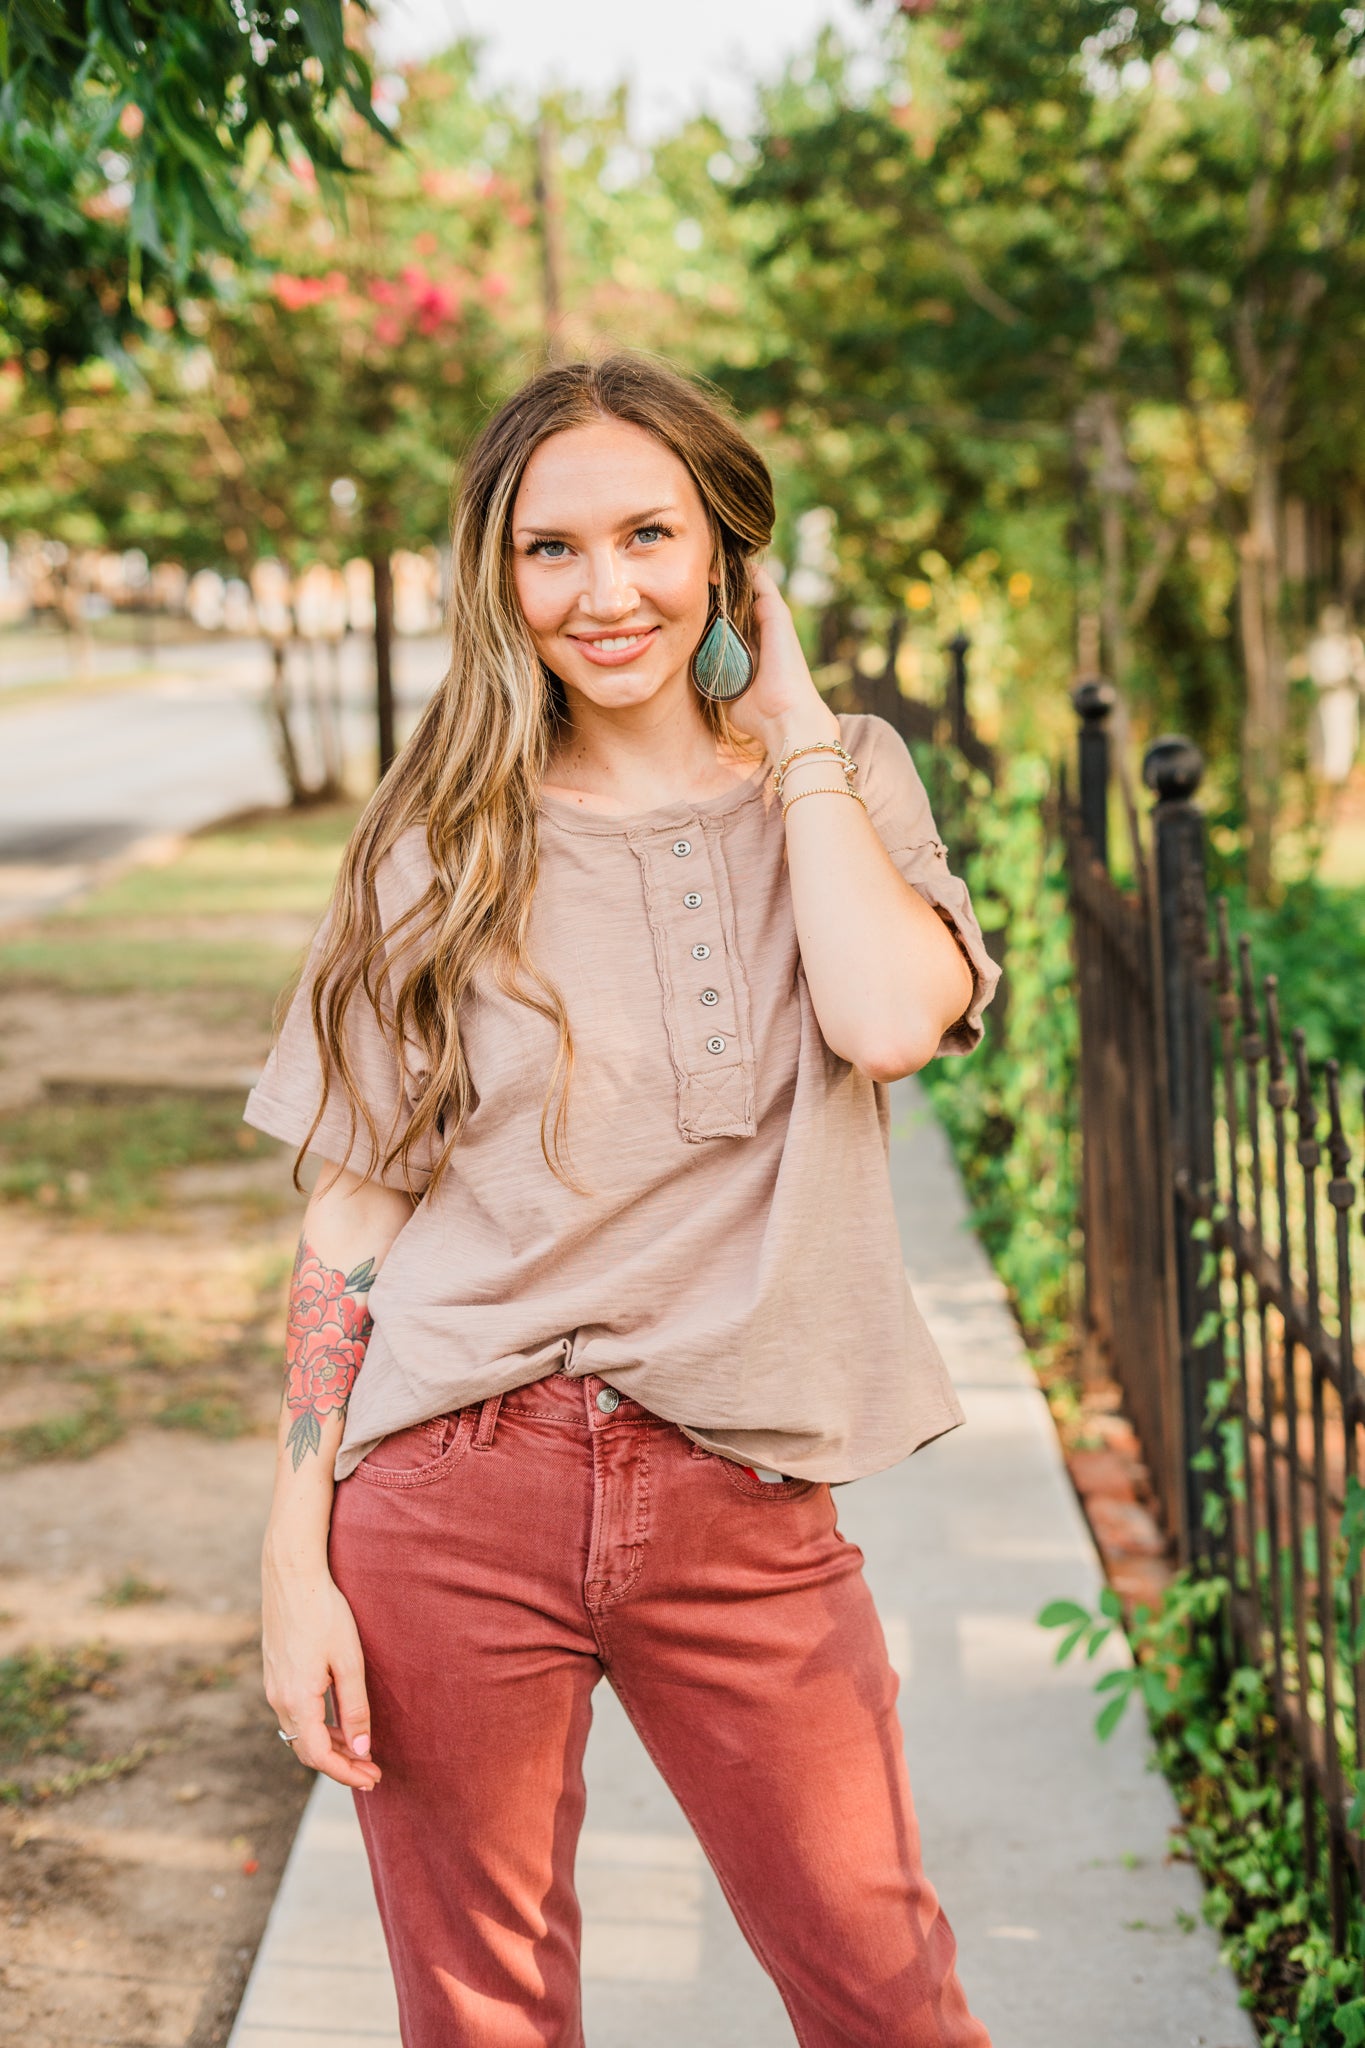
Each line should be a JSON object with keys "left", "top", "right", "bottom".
{"left": 0, "top": 634, "right": 447, "bottom": 921}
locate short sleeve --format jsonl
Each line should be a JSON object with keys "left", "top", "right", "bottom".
{"left": 242, "top": 831, "right": 440, "bottom": 1189}
{"left": 839, "top": 712, "right": 1002, "bottom": 1056}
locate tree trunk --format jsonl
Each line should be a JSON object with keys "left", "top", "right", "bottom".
{"left": 1095, "top": 393, "right": 1131, "bottom": 692}
{"left": 1070, "top": 408, "right": 1101, "bottom": 679}
{"left": 372, "top": 551, "right": 396, "bottom": 782}
{"left": 267, "top": 639, "right": 309, "bottom": 806}
{"left": 322, "top": 637, "right": 346, "bottom": 793}
{"left": 1239, "top": 449, "right": 1285, "bottom": 902}
{"left": 534, "top": 112, "right": 566, "bottom": 357}
{"left": 303, "top": 638, "right": 343, "bottom": 798}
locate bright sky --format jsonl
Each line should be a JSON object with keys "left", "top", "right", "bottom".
{"left": 374, "top": 0, "right": 880, "bottom": 138}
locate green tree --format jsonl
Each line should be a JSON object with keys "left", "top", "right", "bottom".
{"left": 1, "top": 0, "right": 389, "bottom": 372}
{"left": 0, "top": 45, "right": 525, "bottom": 778}
{"left": 728, "top": 5, "right": 1365, "bottom": 890}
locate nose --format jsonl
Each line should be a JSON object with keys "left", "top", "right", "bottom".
{"left": 580, "top": 545, "right": 639, "bottom": 622}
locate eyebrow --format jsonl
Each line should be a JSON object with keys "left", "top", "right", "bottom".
{"left": 512, "top": 504, "right": 681, "bottom": 543}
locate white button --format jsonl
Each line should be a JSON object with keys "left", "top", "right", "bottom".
{"left": 595, "top": 1387, "right": 621, "bottom": 1413}
{"left": 706, "top": 1035, "right": 726, "bottom": 1054}
{"left": 691, "top": 943, "right": 710, "bottom": 960}
{"left": 672, "top": 838, "right": 692, "bottom": 857}
{"left": 683, "top": 892, "right": 702, "bottom": 908}
{"left": 700, "top": 989, "right": 719, "bottom": 1006}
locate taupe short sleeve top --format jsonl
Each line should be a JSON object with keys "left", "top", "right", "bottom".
{"left": 244, "top": 712, "right": 1001, "bottom": 1483}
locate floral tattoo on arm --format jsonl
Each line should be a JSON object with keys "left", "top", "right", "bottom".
{"left": 284, "top": 1240, "right": 376, "bottom": 1470}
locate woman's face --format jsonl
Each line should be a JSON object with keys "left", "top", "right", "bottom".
{"left": 510, "top": 418, "right": 715, "bottom": 715}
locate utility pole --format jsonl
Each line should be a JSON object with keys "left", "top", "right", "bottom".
{"left": 534, "top": 109, "right": 566, "bottom": 356}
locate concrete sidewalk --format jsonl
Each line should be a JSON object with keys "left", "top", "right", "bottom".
{"left": 229, "top": 1081, "right": 1254, "bottom": 2048}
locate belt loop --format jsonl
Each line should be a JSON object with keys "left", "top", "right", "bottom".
{"left": 472, "top": 1392, "right": 503, "bottom": 1450}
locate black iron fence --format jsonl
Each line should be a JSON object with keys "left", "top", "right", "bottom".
{"left": 1062, "top": 683, "right": 1365, "bottom": 1941}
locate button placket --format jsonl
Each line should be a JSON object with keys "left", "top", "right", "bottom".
{"left": 630, "top": 822, "right": 754, "bottom": 1141}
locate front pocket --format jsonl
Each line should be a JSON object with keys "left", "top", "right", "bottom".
{"left": 689, "top": 1442, "right": 818, "bottom": 1503}
{"left": 354, "top": 1410, "right": 471, "bottom": 1488}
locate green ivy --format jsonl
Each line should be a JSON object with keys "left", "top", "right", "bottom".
{"left": 1041, "top": 1568, "right": 1365, "bottom": 2042}
{"left": 918, "top": 750, "right": 1080, "bottom": 1358}
{"left": 1218, "top": 879, "right": 1365, "bottom": 1076}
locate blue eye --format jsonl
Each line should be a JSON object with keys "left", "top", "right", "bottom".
{"left": 636, "top": 525, "right": 671, "bottom": 545}
{"left": 529, "top": 539, "right": 569, "bottom": 559}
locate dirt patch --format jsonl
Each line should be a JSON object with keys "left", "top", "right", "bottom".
{"left": 0, "top": 1224, "right": 315, "bottom": 2047}
{"left": 0, "top": 987, "right": 274, "bottom": 1118}
{"left": 0, "top": 807, "right": 343, "bottom": 2046}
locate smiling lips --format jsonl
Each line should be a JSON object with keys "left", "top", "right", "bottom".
{"left": 570, "top": 626, "right": 661, "bottom": 667}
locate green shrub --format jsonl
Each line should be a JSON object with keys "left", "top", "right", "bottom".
{"left": 918, "top": 750, "right": 1080, "bottom": 1357}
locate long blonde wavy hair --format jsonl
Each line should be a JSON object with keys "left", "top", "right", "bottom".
{"left": 297, "top": 352, "right": 776, "bottom": 1195}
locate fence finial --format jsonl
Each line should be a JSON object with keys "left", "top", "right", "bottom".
{"left": 1141, "top": 736, "right": 1204, "bottom": 803}
{"left": 1070, "top": 678, "right": 1115, "bottom": 870}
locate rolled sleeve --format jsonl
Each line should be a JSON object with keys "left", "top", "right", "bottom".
{"left": 839, "top": 711, "right": 1002, "bottom": 1056}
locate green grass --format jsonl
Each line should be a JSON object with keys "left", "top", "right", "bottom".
{"left": 0, "top": 934, "right": 310, "bottom": 998}
{"left": 0, "top": 803, "right": 355, "bottom": 999}
{"left": 0, "top": 1095, "right": 277, "bottom": 1223}
{"left": 0, "top": 1645, "right": 120, "bottom": 1764}
{"left": 0, "top": 1313, "right": 206, "bottom": 1374}
{"left": 0, "top": 1295, "right": 283, "bottom": 1466}
{"left": 0, "top": 803, "right": 350, "bottom": 1216}
{"left": 1, "top": 1740, "right": 163, "bottom": 1806}
{"left": 1, "top": 1380, "right": 125, "bottom": 1464}
{"left": 153, "top": 1391, "right": 251, "bottom": 1439}
{"left": 98, "top": 1573, "right": 167, "bottom": 1608}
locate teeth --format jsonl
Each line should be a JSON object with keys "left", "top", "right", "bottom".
{"left": 590, "top": 635, "right": 646, "bottom": 652}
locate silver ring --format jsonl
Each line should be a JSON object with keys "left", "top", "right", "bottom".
{"left": 278, "top": 1728, "right": 300, "bottom": 1744}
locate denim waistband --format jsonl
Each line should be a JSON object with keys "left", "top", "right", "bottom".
{"left": 473, "top": 1368, "right": 660, "bottom": 1441}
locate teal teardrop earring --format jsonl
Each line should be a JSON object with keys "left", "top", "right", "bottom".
{"left": 689, "top": 602, "right": 754, "bottom": 703}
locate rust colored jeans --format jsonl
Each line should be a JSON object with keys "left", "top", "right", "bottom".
{"left": 328, "top": 1369, "right": 990, "bottom": 2048}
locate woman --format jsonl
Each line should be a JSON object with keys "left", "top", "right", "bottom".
{"left": 246, "top": 352, "right": 1000, "bottom": 2047}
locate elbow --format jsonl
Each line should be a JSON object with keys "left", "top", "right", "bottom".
{"left": 841, "top": 1018, "right": 943, "bottom": 1085}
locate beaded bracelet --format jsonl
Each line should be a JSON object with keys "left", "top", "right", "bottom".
{"left": 780, "top": 784, "right": 869, "bottom": 820}
{"left": 774, "top": 739, "right": 858, "bottom": 803}
{"left": 775, "top": 739, "right": 857, "bottom": 783}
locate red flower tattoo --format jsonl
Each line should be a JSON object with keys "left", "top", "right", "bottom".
{"left": 283, "top": 1240, "right": 376, "bottom": 1469}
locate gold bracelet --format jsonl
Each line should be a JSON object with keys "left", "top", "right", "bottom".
{"left": 774, "top": 740, "right": 857, "bottom": 800}
{"left": 775, "top": 740, "right": 857, "bottom": 779}
{"left": 780, "top": 784, "right": 869, "bottom": 819}
{"left": 776, "top": 738, "right": 857, "bottom": 768}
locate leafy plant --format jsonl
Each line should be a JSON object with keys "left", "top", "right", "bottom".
{"left": 2, "top": 0, "right": 391, "bottom": 369}
{"left": 918, "top": 749, "right": 1081, "bottom": 1360}
{"left": 1042, "top": 1569, "right": 1365, "bottom": 2040}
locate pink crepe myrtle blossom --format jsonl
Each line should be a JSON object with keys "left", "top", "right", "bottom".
{"left": 273, "top": 271, "right": 347, "bottom": 312}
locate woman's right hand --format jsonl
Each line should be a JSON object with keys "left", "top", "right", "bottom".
{"left": 262, "top": 1556, "right": 383, "bottom": 1792}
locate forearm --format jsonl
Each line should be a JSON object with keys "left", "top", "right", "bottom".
{"left": 774, "top": 713, "right": 974, "bottom": 1079}
{"left": 264, "top": 1165, "right": 415, "bottom": 1573}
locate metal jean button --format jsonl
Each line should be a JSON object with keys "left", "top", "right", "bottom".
{"left": 595, "top": 1387, "right": 621, "bottom": 1413}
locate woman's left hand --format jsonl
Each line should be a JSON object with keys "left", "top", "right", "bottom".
{"left": 725, "top": 564, "right": 840, "bottom": 756}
